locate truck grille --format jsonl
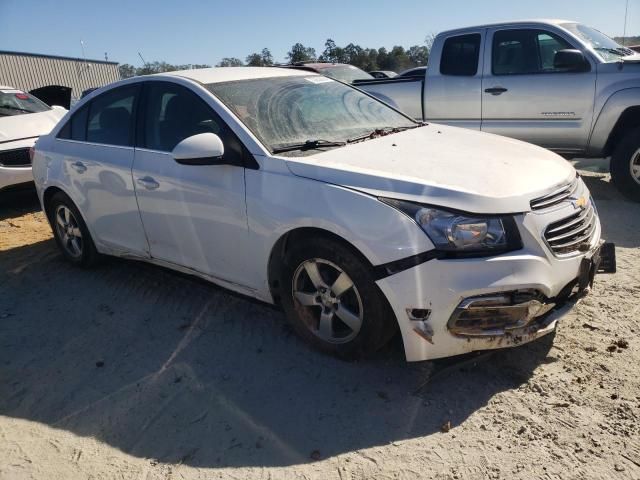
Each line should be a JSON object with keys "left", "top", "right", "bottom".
{"left": 530, "top": 177, "right": 578, "bottom": 211}
{"left": 0, "top": 148, "right": 31, "bottom": 167}
{"left": 544, "top": 200, "right": 597, "bottom": 255}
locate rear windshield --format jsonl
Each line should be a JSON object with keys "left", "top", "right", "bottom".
{"left": 0, "top": 90, "right": 51, "bottom": 116}
{"left": 320, "top": 65, "right": 373, "bottom": 83}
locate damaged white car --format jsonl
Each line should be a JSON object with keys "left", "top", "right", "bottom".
{"left": 0, "top": 87, "right": 66, "bottom": 192}
{"left": 32, "top": 68, "right": 616, "bottom": 361}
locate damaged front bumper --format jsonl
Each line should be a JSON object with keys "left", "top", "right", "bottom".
{"left": 375, "top": 234, "right": 616, "bottom": 362}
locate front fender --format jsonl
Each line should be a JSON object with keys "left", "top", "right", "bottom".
{"left": 244, "top": 168, "right": 434, "bottom": 301}
{"left": 588, "top": 87, "right": 640, "bottom": 156}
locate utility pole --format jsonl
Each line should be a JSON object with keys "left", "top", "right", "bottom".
{"left": 622, "top": 0, "right": 629, "bottom": 45}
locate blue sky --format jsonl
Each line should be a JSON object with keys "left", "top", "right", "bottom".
{"left": 0, "top": 0, "right": 637, "bottom": 66}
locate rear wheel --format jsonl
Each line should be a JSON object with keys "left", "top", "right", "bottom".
{"left": 47, "top": 192, "right": 100, "bottom": 267}
{"left": 280, "top": 237, "right": 397, "bottom": 359}
{"left": 610, "top": 127, "right": 640, "bottom": 202}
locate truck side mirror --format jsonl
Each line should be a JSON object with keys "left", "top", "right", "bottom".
{"left": 553, "top": 49, "right": 590, "bottom": 72}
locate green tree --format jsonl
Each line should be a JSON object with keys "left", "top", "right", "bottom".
{"left": 287, "top": 43, "right": 316, "bottom": 63}
{"left": 320, "top": 39, "right": 345, "bottom": 63}
{"left": 216, "top": 57, "right": 244, "bottom": 67}
{"left": 118, "top": 63, "right": 137, "bottom": 79}
{"left": 246, "top": 48, "right": 274, "bottom": 66}
{"left": 407, "top": 45, "right": 429, "bottom": 66}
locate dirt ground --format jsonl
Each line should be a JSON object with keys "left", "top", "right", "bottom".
{"left": 1, "top": 168, "right": 639, "bottom": 480}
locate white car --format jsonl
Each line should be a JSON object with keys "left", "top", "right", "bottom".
{"left": 32, "top": 67, "right": 615, "bottom": 362}
{"left": 0, "top": 87, "right": 66, "bottom": 191}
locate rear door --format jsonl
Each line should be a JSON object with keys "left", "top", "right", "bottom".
{"left": 424, "top": 32, "right": 484, "bottom": 129}
{"left": 481, "top": 27, "right": 597, "bottom": 153}
{"left": 132, "top": 80, "right": 250, "bottom": 286}
{"left": 55, "top": 83, "right": 149, "bottom": 256}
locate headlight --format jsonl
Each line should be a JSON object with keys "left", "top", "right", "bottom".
{"left": 381, "top": 198, "right": 521, "bottom": 255}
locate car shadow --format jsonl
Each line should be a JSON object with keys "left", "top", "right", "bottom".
{"left": 580, "top": 174, "right": 640, "bottom": 248}
{"left": 0, "top": 239, "right": 554, "bottom": 468}
{"left": 0, "top": 185, "right": 41, "bottom": 221}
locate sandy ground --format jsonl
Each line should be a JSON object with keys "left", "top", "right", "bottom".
{"left": 1, "top": 168, "right": 639, "bottom": 480}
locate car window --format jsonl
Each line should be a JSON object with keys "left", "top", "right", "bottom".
{"left": 85, "top": 85, "right": 139, "bottom": 146}
{"left": 493, "top": 29, "right": 574, "bottom": 75}
{"left": 58, "top": 105, "right": 89, "bottom": 141}
{"left": 143, "top": 82, "right": 223, "bottom": 152}
{"left": 142, "top": 81, "right": 245, "bottom": 165}
{"left": 440, "top": 34, "right": 481, "bottom": 76}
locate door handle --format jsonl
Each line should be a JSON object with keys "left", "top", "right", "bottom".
{"left": 70, "top": 161, "right": 87, "bottom": 173}
{"left": 484, "top": 87, "right": 508, "bottom": 95}
{"left": 136, "top": 176, "right": 160, "bottom": 190}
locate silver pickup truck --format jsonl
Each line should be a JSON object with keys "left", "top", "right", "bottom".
{"left": 356, "top": 20, "right": 640, "bottom": 201}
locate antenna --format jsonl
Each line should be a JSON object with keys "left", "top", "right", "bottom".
{"left": 622, "top": 0, "right": 629, "bottom": 45}
{"left": 138, "top": 52, "right": 148, "bottom": 66}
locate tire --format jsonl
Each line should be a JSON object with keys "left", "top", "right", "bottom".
{"left": 610, "top": 127, "right": 640, "bottom": 202}
{"left": 279, "top": 236, "right": 397, "bottom": 360}
{"left": 47, "top": 191, "right": 100, "bottom": 267}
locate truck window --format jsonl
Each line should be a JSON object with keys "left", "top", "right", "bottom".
{"left": 440, "top": 34, "right": 481, "bottom": 76}
{"left": 493, "top": 29, "right": 573, "bottom": 75}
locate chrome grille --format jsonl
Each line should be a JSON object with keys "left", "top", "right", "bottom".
{"left": 544, "top": 200, "right": 597, "bottom": 255}
{"left": 0, "top": 148, "right": 31, "bottom": 167}
{"left": 530, "top": 177, "right": 578, "bottom": 211}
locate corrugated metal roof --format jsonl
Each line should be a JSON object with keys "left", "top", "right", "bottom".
{"left": 0, "top": 51, "right": 120, "bottom": 102}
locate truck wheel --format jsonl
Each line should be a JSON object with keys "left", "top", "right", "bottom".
{"left": 279, "top": 237, "right": 397, "bottom": 360}
{"left": 47, "top": 191, "right": 101, "bottom": 267}
{"left": 610, "top": 127, "right": 640, "bottom": 202}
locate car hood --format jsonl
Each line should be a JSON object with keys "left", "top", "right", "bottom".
{"left": 284, "top": 124, "right": 576, "bottom": 214}
{"left": 0, "top": 108, "right": 66, "bottom": 143}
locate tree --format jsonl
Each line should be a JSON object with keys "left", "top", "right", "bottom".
{"left": 320, "top": 39, "right": 345, "bottom": 63}
{"left": 246, "top": 48, "right": 274, "bottom": 66}
{"left": 407, "top": 45, "right": 429, "bottom": 66}
{"left": 216, "top": 57, "right": 244, "bottom": 67}
{"left": 287, "top": 43, "right": 316, "bottom": 63}
{"left": 118, "top": 64, "right": 136, "bottom": 79}
{"left": 261, "top": 48, "right": 274, "bottom": 66}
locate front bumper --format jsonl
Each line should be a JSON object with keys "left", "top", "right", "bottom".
{"left": 376, "top": 205, "right": 613, "bottom": 361}
{"left": 0, "top": 138, "right": 36, "bottom": 191}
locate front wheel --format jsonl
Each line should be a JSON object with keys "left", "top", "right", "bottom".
{"left": 279, "top": 237, "right": 397, "bottom": 360}
{"left": 610, "top": 127, "right": 640, "bottom": 202}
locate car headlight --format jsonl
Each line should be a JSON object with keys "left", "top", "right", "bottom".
{"left": 380, "top": 198, "right": 522, "bottom": 256}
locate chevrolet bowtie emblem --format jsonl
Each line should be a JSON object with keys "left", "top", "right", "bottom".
{"left": 572, "top": 196, "right": 588, "bottom": 209}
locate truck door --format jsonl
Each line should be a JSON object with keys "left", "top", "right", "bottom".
{"left": 481, "top": 27, "right": 597, "bottom": 154}
{"left": 423, "top": 32, "right": 484, "bottom": 129}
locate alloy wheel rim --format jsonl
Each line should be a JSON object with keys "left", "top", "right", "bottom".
{"left": 631, "top": 148, "right": 640, "bottom": 186}
{"left": 54, "top": 205, "right": 83, "bottom": 258}
{"left": 291, "top": 258, "right": 363, "bottom": 344}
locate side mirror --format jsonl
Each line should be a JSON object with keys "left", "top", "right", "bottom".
{"left": 172, "top": 133, "right": 225, "bottom": 165}
{"left": 553, "top": 49, "right": 590, "bottom": 72}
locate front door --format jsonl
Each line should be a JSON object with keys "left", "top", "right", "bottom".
{"left": 132, "top": 81, "right": 250, "bottom": 286}
{"left": 481, "top": 27, "right": 597, "bottom": 154}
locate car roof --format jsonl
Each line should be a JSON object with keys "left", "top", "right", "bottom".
{"left": 438, "top": 19, "right": 575, "bottom": 36}
{"left": 157, "top": 66, "right": 313, "bottom": 84}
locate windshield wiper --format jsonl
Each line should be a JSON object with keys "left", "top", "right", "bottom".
{"left": 346, "top": 124, "right": 422, "bottom": 144}
{"left": 272, "top": 139, "right": 346, "bottom": 154}
{"left": 0, "top": 105, "right": 32, "bottom": 113}
{"left": 594, "top": 47, "right": 626, "bottom": 57}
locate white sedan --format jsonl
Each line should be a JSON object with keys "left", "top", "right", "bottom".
{"left": 0, "top": 87, "right": 66, "bottom": 191}
{"left": 32, "top": 67, "right": 614, "bottom": 361}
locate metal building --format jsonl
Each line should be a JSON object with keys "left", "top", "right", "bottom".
{"left": 0, "top": 51, "right": 120, "bottom": 108}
